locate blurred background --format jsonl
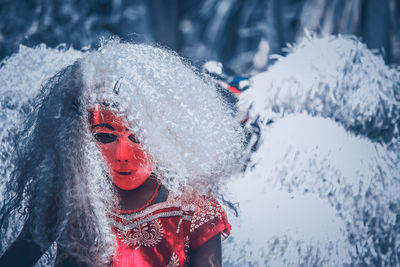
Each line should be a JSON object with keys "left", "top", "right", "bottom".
{"left": 1, "top": 0, "right": 399, "bottom": 75}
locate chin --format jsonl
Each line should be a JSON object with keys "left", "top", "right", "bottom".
{"left": 117, "top": 185, "right": 140, "bottom": 191}
{"left": 113, "top": 176, "right": 148, "bottom": 191}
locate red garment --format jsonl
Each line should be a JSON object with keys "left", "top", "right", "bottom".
{"left": 110, "top": 193, "right": 231, "bottom": 267}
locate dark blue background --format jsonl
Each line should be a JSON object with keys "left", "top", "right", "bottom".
{"left": 1, "top": 0, "right": 399, "bottom": 74}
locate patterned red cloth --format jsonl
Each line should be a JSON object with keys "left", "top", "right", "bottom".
{"left": 110, "top": 193, "right": 231, "bottom": 267}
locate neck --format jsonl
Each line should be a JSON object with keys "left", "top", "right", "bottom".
{"left": 114, "top": 174, "right": 159, "bottom": 211}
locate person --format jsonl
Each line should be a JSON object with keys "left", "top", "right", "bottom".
{"left": 0, "top": 41, "right": 242, "bottom": 266}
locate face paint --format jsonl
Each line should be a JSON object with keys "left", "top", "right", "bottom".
{"left": 90, "top": 105, "right": 153, "bottom": 190}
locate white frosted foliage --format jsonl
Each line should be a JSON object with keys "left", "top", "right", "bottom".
{"left": 239, "top": 36, "right": 400, "bottom": 145}
{"left": 224, "top": 115, "right": 399, "bottom": 266}
{"left": 224, "top": 36, "right": 400, "bottom": 266}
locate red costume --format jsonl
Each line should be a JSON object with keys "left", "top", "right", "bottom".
{"left": 109, "top": 190, "right": 231, "bottom": 266}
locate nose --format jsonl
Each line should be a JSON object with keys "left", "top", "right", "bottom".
{"left": 115, "top": 136, "right": 132, "bottom": 163}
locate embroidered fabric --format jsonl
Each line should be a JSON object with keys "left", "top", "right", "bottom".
{"left": 110, "top": 190, "right": 231, "bottom": 267}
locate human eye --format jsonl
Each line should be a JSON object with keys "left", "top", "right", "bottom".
{"left": 128, "top": 134, "right": 140, "bottom": 144}
{"left": 94, "top": 133, "right": 117, "bottom": 144}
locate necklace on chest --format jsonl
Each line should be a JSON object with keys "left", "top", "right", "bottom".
{"left": 109, "top": 181, "right": 164, "bottom": 248}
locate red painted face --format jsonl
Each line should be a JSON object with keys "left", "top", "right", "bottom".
{"left": 90, "top": 105, "right": 153, "bottom": 190}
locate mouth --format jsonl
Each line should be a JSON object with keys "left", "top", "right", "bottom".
{"left": 115, "top": 170, "right": 135, "bottom": 175}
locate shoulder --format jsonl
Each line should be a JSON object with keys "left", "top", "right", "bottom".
{"left": 172, "top": 192, "right": 231, "bottom": 250}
